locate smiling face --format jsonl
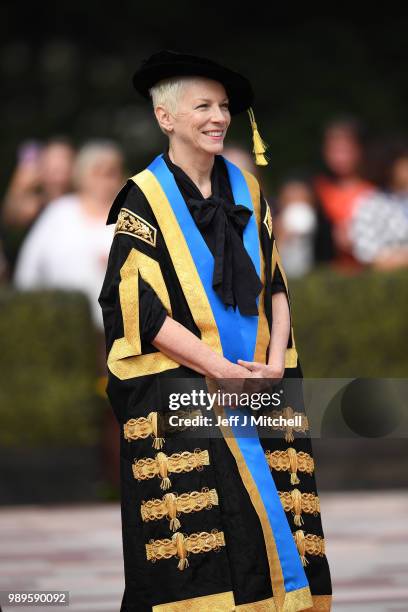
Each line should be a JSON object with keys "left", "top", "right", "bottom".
{"left": 154, "top": 77, "right": 231, "bottom": 156}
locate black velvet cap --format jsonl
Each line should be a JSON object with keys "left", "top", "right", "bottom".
{"left": 132, "top": 49, "right": 254, "bottom": 115}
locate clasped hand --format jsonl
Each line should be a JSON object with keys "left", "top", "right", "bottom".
{"left": 215, "top": 357, "right": 285, "bottom": 405}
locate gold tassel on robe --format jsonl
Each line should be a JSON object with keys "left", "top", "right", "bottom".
{"left": 173, "top": 532, "right": 189, "bottom": 570}
{"left": 283, "top": 406, "right": 295, "bottom": 443}
{"left": 294, "top": 529, "right": 309, "bottom": 567}
{"left": 164, "top": 493, "right": 181, "bottom": 532}
{"left": 291, "top": 489, "right": 304, "bottom": 527}
{"left": 148, "top": 411, "right": 164, "bottom": 449}
{"left": 156, "top": 452, "right": 171, "bottom": 490}
{"left": 288, "top": 447, "right": 300, "bottom": 485}
{"left": 247, "top": 107, "right": 269, "bottom": 166}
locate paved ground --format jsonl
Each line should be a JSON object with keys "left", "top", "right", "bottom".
{"left": 0, "top": 491, "right": 407, "bottom": 612}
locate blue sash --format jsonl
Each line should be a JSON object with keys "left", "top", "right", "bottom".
{"left": 147, "top": 153, "right": 308, "bottom": 593}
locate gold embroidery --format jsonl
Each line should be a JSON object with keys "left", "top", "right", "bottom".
{"left": 265, "top": 448, "right": 314, "bottom": 484}
{"left": 264, "top": 406, "right": 309, "bottom": 442}
{"left": 263, "top": 199, "right": 273, "bottom": 238}
{"left": 107, "top": 248, "right": 177, "bottom": 380}
{"left": 141, "top": 487, "right": 219, "bottom": 531}
{"left": 123, "top": 410, "right": 204, "bottom": 445}
{"left": 310, "top": 594, "right": 333, "bottom": 611}
{"left": 234, "top": 596, "right": 276, "bottom": 611}
{"left": 151, "top": 591, "right": 330, "bottom": 612}
{"left": 283, "top": 587, "right": 315, "bottom": 611}
{"left": 146, "top": 530, "right": 225, "bottom": 570}
{"left": 123, "top": 412, "right": 164, "bottom": 449}
{"left": 279, "top": 489, "right": 320, "bottom": 526}
{"left": 115, "top": 207, "right": 157, "bottom": 246}
{"left": 293, "top": 530, "right": 325, "bottom": 566}
{"left": 152, "top": 591, "right": 235, "bottom": 612}
{"left": 132, "top": 449, "right": 210, "bottom": 490}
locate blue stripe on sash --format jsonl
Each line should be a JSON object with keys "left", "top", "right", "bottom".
{"left": 147, "top": 154, "right": 308, "bottom": 593}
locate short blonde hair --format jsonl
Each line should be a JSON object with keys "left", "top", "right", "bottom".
{"left": 149, "top": 76, "right": 200, "bottom": 135}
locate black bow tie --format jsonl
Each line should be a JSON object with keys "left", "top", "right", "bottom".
{"left": 188, "top": 196, "right": 263, "bottom": 315}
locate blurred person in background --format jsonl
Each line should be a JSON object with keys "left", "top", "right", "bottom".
{"left": 0, "top": 236, "right": 8, "bottom": 283}
{"left": 2, "top": 138, "right": 76, "bottom": 228}
{"left": 12, "top": 139, "right": 125, "bottom": 491}
{"left": 1, "top": 137, "right": 76, "bottom": 274}
{"left": 13, "top": 140, "right": 124, "bottom": 353}
{"left": 313, "top": 116, "right": 375, "bottom": 272}
{"left": 223, "top": 143, "right": 260, "bottom": 175}
{"left": 273, "top": 175, "right": 318, "bottom": 278}
{"left": 350, "top": 143, "right": 408, "bottom": 269}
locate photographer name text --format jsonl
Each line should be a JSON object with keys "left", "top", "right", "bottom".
{"left": 168, "top": 413, "right": 303, "bottom": 428}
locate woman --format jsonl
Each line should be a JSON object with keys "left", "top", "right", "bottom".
{"left": 98, "top": 50, "right": 332, "bottom": 612}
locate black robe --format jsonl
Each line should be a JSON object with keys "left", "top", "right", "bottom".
{"left": 98, "top": 151, "right": 332, "bottom": 611}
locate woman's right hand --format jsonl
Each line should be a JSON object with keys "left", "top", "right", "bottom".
{"left": 208, "top": 362, "right": 251, "bottom": 406}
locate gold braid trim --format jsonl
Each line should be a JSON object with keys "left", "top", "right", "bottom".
{"left": 132, "top": 449, "right": 210, "bottom": 490}
{"left": 123, "top": 412, "right": 164, "bottom": 449}
{"left": 146, "top": 530, "right": 225, "bottom": 570}
{"left": 141, "top": 488, "right": 219, "bottom": 532}
{"left": 265, "top": 448, "right": 314, "bottom": 485}
{"left": 293, "top": 530, "right": 325, "bottom": 566}
{"left": 264, "top": 406, "right": 309, "bottom": 442}
{"left": 152, "top": 591, "right": 235, "bottom": 611}
{"left": 279, "top": 489, "right": 320, "bottom": 526}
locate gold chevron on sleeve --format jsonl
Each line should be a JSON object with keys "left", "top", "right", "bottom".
{"left": 263, "top": 199, "right": 273, "bottom": 238}
{"left": 141, "top": 488, "right": 219, "bottom": 531}
{"left": 146, "top": 530, "right": 225, "bottom": 570}
{"left": 115, "top": 207, "right": 157, "bottom": 246}
{"left": 132, "top": 449, "right": 210, "bottom": 490}
{"left": 265, "top": 448, "right": 314, "bottom": 485}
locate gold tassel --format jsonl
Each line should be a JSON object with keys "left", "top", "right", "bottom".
{"left": 170, "top": 517, "right": 181, "bottom": 532}
{"left": 156, "top": 452, "right": 172, "bottom": 490}
{"left": 247, "top": 107, "right": 269, "bottom": 166}
{"left": 288, "top": 447, "right": 300, "bottom": 485}
{"left": 164, "top": 493, "right": 181, "bottom": 532}
{"left": 294, "top": 529, "right": 309, "bottom": 566}
{"left": 283, "top": 406, "right": 294, "bottom": 443}
{"left": 291, "top": 489, "right": 304, "bottom": 527}
{"left": 148, "top": 412, "right": 164, "bottom": 449}
{"left": 173, "top": 533, "right": 189, "bottom": 570}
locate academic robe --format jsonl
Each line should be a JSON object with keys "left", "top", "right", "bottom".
{"left": 98, "top": 151, "right": 332, "bottom": 612}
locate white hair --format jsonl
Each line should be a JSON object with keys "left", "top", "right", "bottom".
{"left": 72, "top": 140, "right": 123, "bottom": 188}
{"left": 149, "top": 76, "right": 202, "bottom": 135}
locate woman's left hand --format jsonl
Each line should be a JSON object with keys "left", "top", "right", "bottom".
{"left": 238, "top": 359, "right": 285, "bottom": 393}
{"left": 237, "top": 359, "right": 285, "bottom": 383}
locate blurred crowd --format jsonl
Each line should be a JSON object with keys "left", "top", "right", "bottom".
{"left": 0, "top": 138, "right": 124, "bottom": 331}
{"left": 270, "top": 117, "right": 408, "bottom": 277}
{"left": 1, "top": 116, "right": 407, "bottom": 349}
